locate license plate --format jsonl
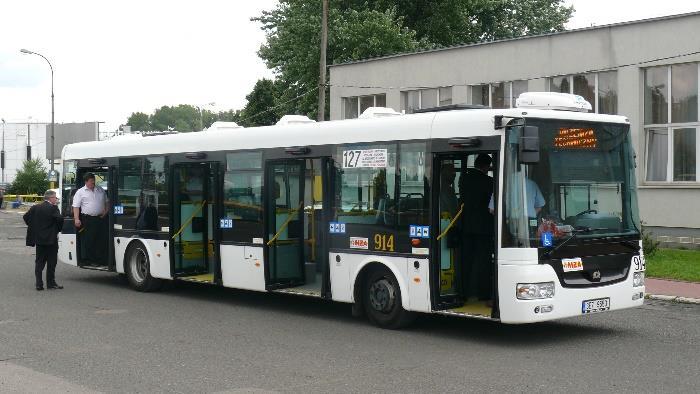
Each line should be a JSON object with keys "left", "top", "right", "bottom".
{"left": 581, "top": 297, "right": 610, "bottom": 314}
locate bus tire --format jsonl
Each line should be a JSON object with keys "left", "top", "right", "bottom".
{"left": 362, "top": 267, "right": 415, "bottom": 329}
{"left": 125, "top": 241, "right": 162, "bottom": 292}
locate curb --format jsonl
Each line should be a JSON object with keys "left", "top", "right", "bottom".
{"left": 646, "top": 294, "right": 700, "bottom": 305}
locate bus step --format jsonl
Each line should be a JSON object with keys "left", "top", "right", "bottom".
{"left": 178, "top": 273, "right": 214, "bottom": 283}
{"left": 272, "top": 288, "right": 322, "bottom": 298}
{"left": 80, "top": 265, "right": 111, "bottom": 272}
{"left": 435, "top": 301, "right": 496, "bottom": 320}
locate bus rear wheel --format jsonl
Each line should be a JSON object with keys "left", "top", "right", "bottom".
{"left": 125, "top": 241, "right": 162, "bottom": 292}
{"left": 362, "top": 267, "right": 415, "bottom": 329}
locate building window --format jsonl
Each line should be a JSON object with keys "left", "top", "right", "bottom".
{"left": 645, "top": 129, "right": 668, "bottom": 182}
{"left": 645, "top": 67, "right": 669, "bottom": 124}
{"left": 469, "top": 81, "right": 529, "bottom": 109}
{"left": 671, "top": 63, "right": 698, "bottom": 123}
{"left": 644, "top": 63, "right": 699, "bottom": 183}
{"left": 471, "top": 84, "right": 489, "bottom": 106}
{"left": 342, "top": 94, "right": 387, "bottom": 119}
{"left": 548, "top": 71, "right": 617, "bottom": 114}
{"left": 439, "top": 87, "right": 452, "bottom": 106}
{"left": 400, "top": 87, "right": 453, "bottom": 114}
{"left": 598, "top": 71, "right": 618, "bottom": 115}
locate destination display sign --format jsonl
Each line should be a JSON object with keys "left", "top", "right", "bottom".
{"left": 553, "top": 127, "right": 597, "bottom": 149}
{"left": 342, "top": 149, "right": 387, "bottom": 168}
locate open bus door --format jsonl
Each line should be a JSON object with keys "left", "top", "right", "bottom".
{"left": 59, "top": 163, "right": 115, "bottom": 270}
{"left": 430, "top": 136, "right": 500, "bottom": 318}
{"left": 170, "top": 162, "right": 221, "bottom": 284}
{"left": 263, "top": 156, "right": 333, "bottom": 297}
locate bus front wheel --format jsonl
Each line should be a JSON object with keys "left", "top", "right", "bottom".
{"left": 362, "top": 267, "right": 415, "bottom": 329}
{"left": 125, "top": 241, "right": 162, "bottom": 292}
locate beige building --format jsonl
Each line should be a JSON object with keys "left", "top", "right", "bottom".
{"left": 329, "top": 11, "right": 700, "bottom": 247}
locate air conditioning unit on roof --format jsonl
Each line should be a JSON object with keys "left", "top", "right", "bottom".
{"left": 516, "top": 92, "right": 592, "bottom": 112}
{"left": 359, "top": 107, "right": 402, "bottom": 119}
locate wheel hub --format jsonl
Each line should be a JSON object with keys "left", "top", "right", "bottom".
{"left": 130, "top": 249, "right": 148, "bottom": 283}
{"left": 369, "top": 278, "right": 396, "bottom": 313}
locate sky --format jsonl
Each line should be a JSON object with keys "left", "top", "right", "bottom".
{"left": 1, "top": 0, "right": 698, "bottom": 133}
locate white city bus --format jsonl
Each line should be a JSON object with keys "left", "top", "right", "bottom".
{"left": 57, "top": 93, "right": 645, "bottom": 327}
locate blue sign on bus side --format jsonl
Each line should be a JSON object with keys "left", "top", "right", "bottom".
{"left": 114, "top": 205, "right": 124, "bottom": 215}
{"left": 220, "top": 218, "right": 233, "bottom": 229}
{"left": 409, "top": 225, "right": 430, "bottom": 239}
{"left": 329, "top": 222, "right": 346, "bottom": 234}
{"left": 541, "top": 232, "right": 553, "bottom": 247}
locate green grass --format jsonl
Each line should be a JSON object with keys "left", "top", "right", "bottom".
{"left": 646, "top": 248, "right": 700, "bottom": 282}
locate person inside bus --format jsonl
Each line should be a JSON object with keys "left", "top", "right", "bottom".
{"left": 136, "top": 193, "right": 159, "bottom": 231}
{"left": 458, "top": 154, "right": 495, "bottom": 304}
{"left": 439, "top": 163, "right": 458, "bottom": 217}
{"left": 72, "top": 172, "right": 109, "bottom": 266}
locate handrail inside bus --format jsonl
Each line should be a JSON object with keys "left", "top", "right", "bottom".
{"left": 267, "top": 202, "right": 303, "bottom": 246}
{"left": 436, "top": 203, "right": 464, "bottom": 241}
{"left": 171, "top": 201, "right": 207, "bottom": 240}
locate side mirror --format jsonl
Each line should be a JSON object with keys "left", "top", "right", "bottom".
{"left": 518, "top": 125, "right": 540, "bottom": 164}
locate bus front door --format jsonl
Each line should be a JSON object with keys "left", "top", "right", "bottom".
{"left": 171, "top": 162, "right": 220, "bottom": 284}
{"left": 73, "top": 166, "right": 113, "bottom": 270}
{"left": 432, "top": 149, "right": 498, "bottom": 316}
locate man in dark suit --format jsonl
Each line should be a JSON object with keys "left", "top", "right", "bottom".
{"left": 24, "top": 190, "right": 64, "bottom": 291}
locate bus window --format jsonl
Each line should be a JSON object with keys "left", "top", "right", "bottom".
{"left": 142, "top": 156, "right": 168, "bottom": 231}
{"left": 223, "top": 151, "right": 263, "bottom": 243}
{"left": 398, "top": 142, "right": 429, "bottom": 226}
{"left": 335, "top": 144, "right": 396, "bottom": 227}
{"left": 61, "top": 160, "right": 77, "bottom": 216}
{"left": 116, "top": 158, "right": 143, "bottom": 230}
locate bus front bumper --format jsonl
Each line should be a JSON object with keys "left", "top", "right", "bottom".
{"left": 497, "top": 263, "right": 645, "bottom": 324}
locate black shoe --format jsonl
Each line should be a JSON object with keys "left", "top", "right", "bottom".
{"left": 36, "top": 286, "right": 44, "bottom": 291}
{"left": 47, "top": 284, "right": 63, "bottom": 290}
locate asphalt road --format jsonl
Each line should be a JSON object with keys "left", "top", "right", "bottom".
{"left": 1, "top": 210, "right": 699, "bottom": 393}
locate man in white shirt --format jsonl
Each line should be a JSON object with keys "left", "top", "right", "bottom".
{"left": 72, "top": 173, "right": 109, "bottom": 265}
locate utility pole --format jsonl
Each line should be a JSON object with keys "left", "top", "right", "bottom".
{"left": 1, "top": 119, "right": 5, "bottom": 185}
{"left": 317, "top": 0, "right": 328, "bottom": 122}
{"left": 26, "top": 123, "right": 31, "bottom": 161}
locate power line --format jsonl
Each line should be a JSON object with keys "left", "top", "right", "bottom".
{"left": 238, "top": 86, "right": 318, "bottom": 124}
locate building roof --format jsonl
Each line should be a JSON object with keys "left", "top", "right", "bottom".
{"left": 329, "top": 11, "right": 700, "bottom": 68}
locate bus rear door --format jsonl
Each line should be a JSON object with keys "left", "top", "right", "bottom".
{"left": 263, "top": 154, "right": 334, "bottom": 298}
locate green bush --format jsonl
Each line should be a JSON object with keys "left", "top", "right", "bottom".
{"left": 641, "top": 222, "right": 660, "bottom": 258}
{"left": 8, "top": 158, "right": 49, "bottom": 195}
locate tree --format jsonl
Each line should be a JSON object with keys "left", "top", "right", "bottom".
{"left": 9, "top": 158, "right": 49, "bottom": 195}
{"left": 238, "top": 78, "right": 281, "bottom": 127}
{"left": 126, "top": 112, "right": 150, "bottom": 131}
{"left": 255, "top": 1, "right": 424, "bottom": 120}
{"left": 149, "top": 104, "right": 201, "bottom": 132}
{"left": 254, "top": 1, "right": 574, "bottom": 118}
{"left": 342, "top": 0, "right": 574, "bottom": 47}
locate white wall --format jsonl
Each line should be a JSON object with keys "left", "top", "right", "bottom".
{"left": 1, "top": 122, "right": 48, "bottom": 185}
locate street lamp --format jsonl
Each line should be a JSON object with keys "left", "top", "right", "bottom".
{"left": 199, "top": 102, "right": 216, "bottom": 130}
{"left": 20, "top": 48, "right": 55, "bottom": 174}
{"left": 1, "top": 118, "right": 5, "bottom": 185}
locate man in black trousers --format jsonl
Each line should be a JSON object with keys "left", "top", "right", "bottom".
{"left": 24, "top": 190, "right": 64, "bottom": 290}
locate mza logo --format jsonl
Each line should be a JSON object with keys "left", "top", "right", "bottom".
{"left": 349, "top": 237, "right": 369, "bottom": 250}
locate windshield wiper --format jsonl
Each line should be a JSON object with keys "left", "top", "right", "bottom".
{"left": 540, "top": 227, "right": 610, "bottom": 259}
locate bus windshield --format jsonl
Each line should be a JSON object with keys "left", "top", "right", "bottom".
{"left": 503, "top": 119, "right": 640, "bottom": 248}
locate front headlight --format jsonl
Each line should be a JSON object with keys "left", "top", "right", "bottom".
{"left": 633, "top": 272, "right": 645, "bottom": 287}
{"left": 516, "top": 282, "right": 555, "bottom": 300}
